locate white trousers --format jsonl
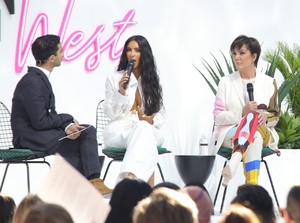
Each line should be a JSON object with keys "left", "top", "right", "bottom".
{"left": 103, "top": 116, "right": 164, "bottom": 183}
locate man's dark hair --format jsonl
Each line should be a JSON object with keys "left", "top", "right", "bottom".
{"left": 31, "top": 34, "right": 60, "bottom": 65}
{"left": 231, "top": 184, "right": 275, "bottom": 223}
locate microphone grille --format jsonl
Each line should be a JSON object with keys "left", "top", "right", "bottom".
{"left": 247, "top": 83, "right": 253, "bottom": 91}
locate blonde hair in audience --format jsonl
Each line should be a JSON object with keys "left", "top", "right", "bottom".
{"left": 132, "top": 187, "right": 198, "bottom": 223}
{"left": 219, "top": 204, "right": 261, "bottom": 223}
{"left": 23, "top": 202, "right": 74, "bottom": 223}
{"left": 12, "top": 194, "right": 43, "bottom": 223}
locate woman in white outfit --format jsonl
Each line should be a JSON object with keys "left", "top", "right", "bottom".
{"left": 209, "top": 35, "right": 280, "bottom": 187}
{"left": 103, "top": 35, "right": 165, "bottom": 186}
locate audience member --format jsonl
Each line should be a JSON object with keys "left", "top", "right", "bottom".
{"left": 105, "top": 177, "right": 152, "bottom": 223}
{"left": 152, "top": 181, "right": 180, "bottom": 190}
{"left": 219, "top": 203, "right": 261, "bottom": 223}
{"left": 103, "top": 35, "right": 165, "bottom": 186}
{"left": 23, "top": 202, "right": 74, "bottom": 223}
{"left": 12, "top": 194, "right": 44, "bottom": 223}
{"left": 283, "top": 185, "right": 300, "bottom": 223}
{"left": 231, "top": 184, "right": 275, "bottom": 223}
{"left": 0, "top": 193, "right": 16, "bottom": 223}
{"left": 132, "top": 187, "right": 198, "bottom": 223}
{"left": 181, "top": 185, "right": 213, "bottom": 223}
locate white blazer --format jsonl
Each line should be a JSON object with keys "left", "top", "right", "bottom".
{"left": 103, "top": 70, "right": 165, "bottom": 141}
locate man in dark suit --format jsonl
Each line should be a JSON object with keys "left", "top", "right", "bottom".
{"left": 11, "top": 34, "right": 112, "bottom": 195}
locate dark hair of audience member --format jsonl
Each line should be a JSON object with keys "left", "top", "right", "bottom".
{"left": 132, "top": 187, "right": 198, "bottom": 223}
{"left": 12, "top": 194, "right": 44, "bottom": 223}
{"left": 105, "top": 177, "right": 152, "bottom": 223}
{"left": 219, "top": 203, "right": 261, "bottom": 223}
{"left": 23, "top": 202, "right": 74, "bottom": 223}
{"left": 231, "top": 184, "right": 275, "bottom": 223}
{"left": 0, "top": 194, "right": 16, "bottom": 223}
{"left": 152, "top": 181, "right": 180, "bottom": 190}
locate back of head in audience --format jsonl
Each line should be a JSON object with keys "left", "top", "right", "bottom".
{"left": 181, "top": 185, "right": 213, "bottom": 223}
{"left": 219, "top": 203, "right": 261, "bottom": 223}
{"left": 23, "top": 202, "right": 74, "bottom": 223}
{"left": 105, "top": 177, "right": 152, "bottom": 223}
{"left": 284, "top": 185, "right": 300, "bottom": 223}
{"left": 231, "top": 184, "right": 275, "bottom": 223}
{"left": 0, "top": 193, "right": 16, "bottom": 223}
{"left": 152, "top": 181, "right": 180, "bottom": 190}
{"left": 133, "top": 187, "right": 198, "bottom": 223}
{"left": 12, "top": 194, "right": 44, "bottom": 223}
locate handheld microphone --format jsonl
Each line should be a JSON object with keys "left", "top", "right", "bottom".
{"left": 246, "top": 83, "right": 254, "bottom": 101}
{"left": 123, "top": 60, "right": 135, "bottom": 88}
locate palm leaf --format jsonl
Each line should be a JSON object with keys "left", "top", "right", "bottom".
{"left": 265, "top": 50, "right": 279, "bottom": 78}
{"left": 193, "top": 64, "right": 217, "bottom": 95}
{"left": 278, "top": 69, "right": 300, "bottom": 106}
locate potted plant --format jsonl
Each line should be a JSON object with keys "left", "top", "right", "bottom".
{"left": 264, "top": 42, "right": 300, "bottom": 116}
{"left": 275, "top": 110, "right": 300, "bottom": 149}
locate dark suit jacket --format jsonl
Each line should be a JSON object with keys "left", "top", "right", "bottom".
{"left": 11, "top": 67, "right": 74, "bottom": 151}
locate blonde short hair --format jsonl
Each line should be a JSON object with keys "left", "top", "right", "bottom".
{"left": 133, "top": 187, "right": 198, "bottom": 223}
{"left": 219, "top": 204, "right": 261, "bottom": 223}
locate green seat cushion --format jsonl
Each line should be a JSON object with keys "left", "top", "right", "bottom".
{"left": 0, "top": 148, "right": 48, "bottom": 162}
{"left": 102, "top": 147, "right": 171, "bottom": 160}
{"left": 217, "top": 147, "right": 276, "bottom": 159}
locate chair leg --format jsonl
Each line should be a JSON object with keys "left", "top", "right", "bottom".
{"left": 214, "top": 161, "right": 227, "bottom": 207}
{"left": 25, "top": 162, "right": 30, "bottom": 193}
{"left": 0, "top": 160, "right": 51, "bottom": 193}
{"left": 0, "top": 164, "right": 10, "bottom": 192}
{"left": 261, "top": 159, "right": 280, "bottom": 210}
{"left": 102, "top": 159, "right": 116, "bottom": 181}
{"left": 220, "top": 185, "right": 228, "bottom": 213}
{"left": 156, "top": 163, "right": 165, "bottom": 182}
{"left": 26, "top": 160, "right": 51, "bottom": 193}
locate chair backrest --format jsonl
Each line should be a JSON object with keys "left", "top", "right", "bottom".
{"left": 0, "top": 102, "right": 13, "bottom": 149}
{"left": 95, "top": 100, "right": 111, "bottom": 146}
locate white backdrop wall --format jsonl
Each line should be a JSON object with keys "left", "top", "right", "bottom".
{"left": 1, "top": 0, "right": 300, "bottom": 208}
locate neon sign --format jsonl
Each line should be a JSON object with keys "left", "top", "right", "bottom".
{"left": 15, "top": 0, "right": 136, "bottom": 73}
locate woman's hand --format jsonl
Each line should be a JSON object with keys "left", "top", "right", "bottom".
{"left": 118, "top": 72, "right": 129, "bottom": 95}
{"left": 258, "top": 110, "right": 269, "bottom": 125}
{"left": 242, "top": 101, "right": 257, "bottom": 115}
{"left": 137, "top": 106, "right": 154, "bottom": 125}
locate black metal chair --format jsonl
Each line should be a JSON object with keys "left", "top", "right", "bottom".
{"left": 96, "top": 99, "right": 171, "bottom": 182}
{"left": 214, "top": 146, "right": 280, "bottom": 213}
{"left": 0, "top": 101, "right": 50, "bottom": 193}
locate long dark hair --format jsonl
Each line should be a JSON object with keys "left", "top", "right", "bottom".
{"left": 117, "top": 35, "right": 163, "bottom": 115}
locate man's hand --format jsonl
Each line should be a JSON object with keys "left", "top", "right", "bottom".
{"left": 65, "top": 124, "right": 85, "bottom": 140}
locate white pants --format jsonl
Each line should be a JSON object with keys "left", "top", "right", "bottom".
{"left": 103, "top": 116, "right": 164, "bottom": 183}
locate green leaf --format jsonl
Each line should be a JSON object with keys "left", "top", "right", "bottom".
{"left": 193, "top": 64, "right": 217, "bottom": 95}
{"left": 265, "top": 50, "right": 279, "bottom": 78}
{"left": 278, "top": 70, "right": 300, "bottom": 106}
